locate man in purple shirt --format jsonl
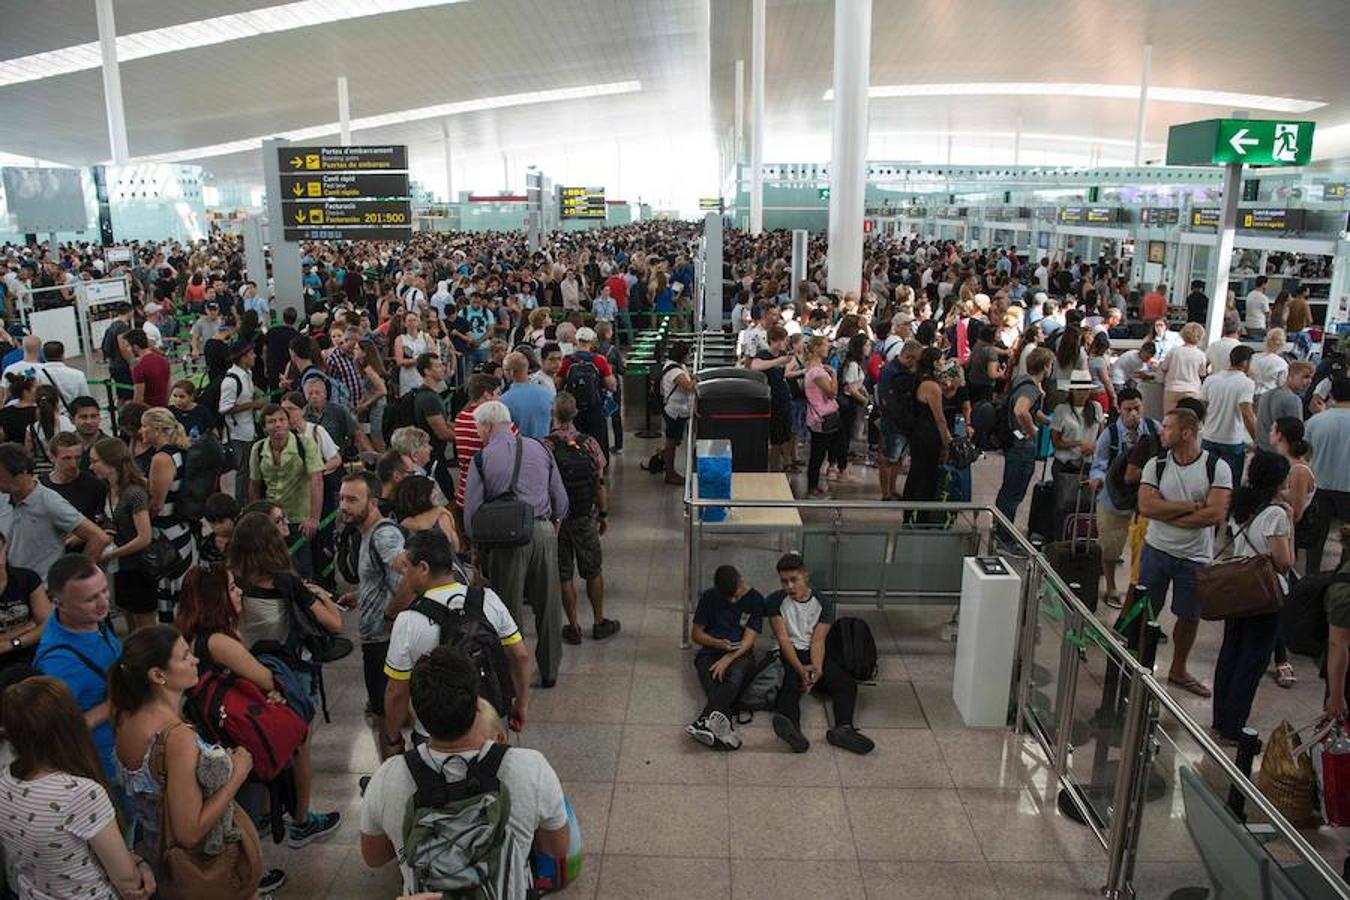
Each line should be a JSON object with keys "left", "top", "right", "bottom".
{"left": 464, "top": 400, "right": 568, "bottom": 686}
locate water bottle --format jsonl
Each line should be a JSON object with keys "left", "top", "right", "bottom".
{"left": 955, "top": 414, "right": 967, "bottom": 439}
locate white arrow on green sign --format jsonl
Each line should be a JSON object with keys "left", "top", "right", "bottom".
{"left": 1165, "top": 119, "right": 1315, "bottom": 167}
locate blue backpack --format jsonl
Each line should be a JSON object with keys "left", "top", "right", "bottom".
{"left": 300, "top": 366, "right": 352, "bottom": 408}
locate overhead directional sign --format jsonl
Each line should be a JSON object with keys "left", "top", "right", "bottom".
{"left": 283, "top": 226, "right": 413, "bottom": 242}
{"left": 1140, "top": 207, "right": 1180, "bottom": 226}
{"left": 279, "top": 145, "right": 408, "bottom": 172}
{"left": 699, "top": 197, "right": 724, "bottom": 211}
{"left": 1190, "top": 207, "right": 1306, "bottom": 231}
{"left": 1165, "top": 119, "right": 1315, "bottom": 167}
{"left": 281, "top": 200, "right": 411, "bottom": 228}
{"left": 280, "top": 172, "right": 409, "bottom": 200}
{"left": 559, "top": 186, "right": 606, "bottom": 219}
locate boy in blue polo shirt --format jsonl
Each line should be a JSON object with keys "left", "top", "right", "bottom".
{"left": 686, "top": 565, "right": 764, "bottom": 751}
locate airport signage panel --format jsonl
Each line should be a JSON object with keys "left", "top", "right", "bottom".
{"left": 1189, "top": 207, "right": 1306, "bottom": 231}
{"left": 698, "top": 197, "right": 723, "bottom": 210}
{"left": 935, "top": 206, "right": 968, "bottom": 219}
{"left": 280, "top": 173, "right": 410, "bottom": 200}
{"left": 1323, "top": 183, "right": 1347, "bottom": 201}
{"left": 278, "top": 145, "right": 408, "bottom": 172}
{"left": 283, "top": 226, "right": 414, "bottom": 242}
{"left": 983, "top": 207, "right": 1029, "bottom": 221}
{"left": 1058, "top": 206, "right": 1120, "bottom": 224}
{"left": 560, "top": 186, "right": 606, "bottom": 219}
{"left": 1140, "top": 207, "right": 1180, "bottom": 226}
{"left": 1032, "top": 207, "right": 1058, "bottom": 222}
{"left": 281, "top": 200, "right": 411, "bottom": 228}
{"left": 1165, "top": 119, "right": 1315, "bottom": 167}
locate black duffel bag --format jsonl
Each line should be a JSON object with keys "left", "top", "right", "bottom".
{"left": 468, "top": 438, "right": 536, "bottom": 549}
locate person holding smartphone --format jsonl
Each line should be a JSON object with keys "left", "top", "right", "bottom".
{"left": 686, "top": 565, "right": 764, "bottom": 752}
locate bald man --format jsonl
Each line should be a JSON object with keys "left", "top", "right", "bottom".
{"left": 500, "top": 351, "right": 554, "bottom": 439}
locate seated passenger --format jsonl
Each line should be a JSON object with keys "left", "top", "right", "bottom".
{"left": 0, "top": 676, "right": 155, "bottom": 900}
{"left": 765, "top": 553, "right": 874, "bottom": 755}
{"left": 360, "top": 644, "right": 569, "bottom": 899}
{"left": 686, "top": 564, "right": 764, "bottom": 752}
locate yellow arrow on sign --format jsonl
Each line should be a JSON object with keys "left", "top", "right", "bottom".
{"left": 294, "top": 211, "right": 306, "bottom": 224}
{"left": 289, "top": 156, "right": 303, "bottom": 168}
{"left": 291, "top": 182, "right": 304, "bottom": 197}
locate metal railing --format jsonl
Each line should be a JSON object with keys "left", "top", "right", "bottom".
{"left": 676, "top": 328, "right": 1350, "bottom": 898}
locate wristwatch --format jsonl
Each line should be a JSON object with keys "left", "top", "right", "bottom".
{"left": 10, "top": 637, "right": 21, "bottom": 651}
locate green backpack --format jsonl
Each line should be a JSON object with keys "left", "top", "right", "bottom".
{"left": 400, "top": 743, "right": 526, "bottom": 899}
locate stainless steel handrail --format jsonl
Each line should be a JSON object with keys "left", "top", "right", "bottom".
{"left": 675, "top": 321, "right": 1350, "bottom": 894}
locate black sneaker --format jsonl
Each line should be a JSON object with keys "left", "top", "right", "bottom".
{"left": 562, "top": 624, "right": 583, "bottom": 645}
{"left": 259, "top": 869, "right": 286, "bottom": 894}
{"left": 592, "top": 619, "right": 621, "bottom": 640}
{"left": 685, "top": 717, "right": 716, "bottom": 748}
{"left": 287, "top": 810, "right": 341, "bottom": 848}
{"left": 826, "top": 725, "right": 875, "bottom": 755}
{"left": 772, "top": 713, "right": 810, "bottom": 753}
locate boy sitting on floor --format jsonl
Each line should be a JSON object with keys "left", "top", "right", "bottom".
{"left": 686, "top": 564, "right": 764, "bottom": 751}
{"left": 765, "top": 553, "right": 874, "bottom": 755}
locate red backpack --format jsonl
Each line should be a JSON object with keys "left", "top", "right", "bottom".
{"left": 184, "top": 666, "right": 308, "bottom": 781}
{"left": 866, "top": 349, "right": 885, "bottom": 384}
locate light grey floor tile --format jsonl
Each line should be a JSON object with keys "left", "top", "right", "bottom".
{"left": 596, "top": 855, "right": 731, "bottom": 900}
{"left": 604, "top": 783, "right": 730, "bottom": 857}
{"left": 844, "top": 788, "right": 984, "bottom": 861}
{"left": 730, "top": 858, "right": 865, "bottom": 899}
{"left": 616, "top": 723, "right": 730, "bottom": 785}
{"left": 728, "top": 786, "right": 856, "bottom": 860}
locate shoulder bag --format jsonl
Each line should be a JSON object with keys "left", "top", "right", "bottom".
{"left": 468, "top": 438, "right": 536, "bottom": 549}
{"left": 1194, "top": 511, "right": 1285, "bottom": 621}
{"left": 151, "top": 721, "right": 263, "bottom": 900}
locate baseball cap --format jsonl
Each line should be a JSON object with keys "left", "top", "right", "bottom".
{"left": 576, "top": 326, "right": 597, "bottom": 344}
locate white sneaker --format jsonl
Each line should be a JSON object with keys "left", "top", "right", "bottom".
{"left": 706, "top": 710, "right": 742, "bottom": 750}
{"left": 685, "top": 718, "right": 716, "bottom": 748}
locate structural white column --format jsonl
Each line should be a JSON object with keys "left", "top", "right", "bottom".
{"left": 337, "top": 76, "right": 351, "bottom": 146}
{"left": 614, "top": 141, "right": 623, "bottom": 200}
{"left": 945, "top": 133, "right": 953, "bottom": 164}
{"left": 826, "top": 0, "right": 871, "bottom": 294}
{"left": 702, "top": 211, "right": 723, "bottom": 329}
{"left": 749, "top": 0, "right": 766, "bottom": 235}
{"left": 791, "top": 228, "right": 808, "bottom": 289}
{"left": 439, "top": 120, "right": 453, "bottom": 202}
{"left": 501, "top": 151, "right": 510, "bottom": 193}
{"left": 1205, "top": 163, "right": 1243, "bottom": 347}
{"left": 1013, "top": 116, "right": 1022, "bottom": 166}
{"left": 94, "top": 0, "right": 129, "bottom": 164}
{"left": 1134, "top": 44, "right": 1152, "bottom": 167}
{"left": 734, "top": 59, "right": 745, "bottom": 165}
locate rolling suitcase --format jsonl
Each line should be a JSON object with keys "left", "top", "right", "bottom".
{"left": 1045, "top": 488, "right": 1102, "bottom": 611}
{"left": 1028, "top": 461, "right": 1056, "bottom": 543}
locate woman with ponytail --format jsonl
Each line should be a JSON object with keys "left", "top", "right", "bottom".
{"left": 1266, "top": 415, "right": 1317, "bottom": 687}
{"left": 1210, "top": 450, "right": 1295, "bottom": 743}
{"left": 26, "top": 383, "right": 69, "bottom": 477}
{"left": 110, "top": 625, "right": 265, "bottom": 897}
{"left": 139, "top": 408, "right": 196, "bottom": 624}
{"left": 0, "top": 676, "right": 154, "bottom": 899}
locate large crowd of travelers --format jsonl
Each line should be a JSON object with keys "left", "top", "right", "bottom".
{"left": 0, "top": 220, "right": 1346, "bottom": 898}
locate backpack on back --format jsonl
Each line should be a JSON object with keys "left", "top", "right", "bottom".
{"left": 544, "top": 435, "right": 596, "bottom": 519}
{"left": 400, "top": 743, "right": 524, "bottom": 899}
{"left": 562, "top": 356, "right": 602, "bottom": 414}
{"left": 1104, "top": 421, "right": 1158, "bottom": 511}
{"left": 879, "top": 364, "right": 919, "bottom": 435}
{"left": 335, "top": 519, "right": 404, "bottom": 586}
{"left": 1281, "top": 572, "right": 1350, "bottom": 659}
{"left": 182, "top": 664, "right": 308, "bottom": 782}
{"left": 178, "top": 433, "right": 226, "bottom": 521}
{"left": 382, "top": 385, "right": 431, "bottom": 444}
{"left": 300, "top": 368, "right": 352, "bottom": 409}
{"left": 410, "top": 587, "right": 517, "bottom": 720}
{"left": 825, "top": 617, "right": 879, "bottom": 682}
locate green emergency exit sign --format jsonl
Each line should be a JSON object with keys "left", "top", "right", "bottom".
{"left": 1166, "top": 119, "right": 1315, "bottom": 167}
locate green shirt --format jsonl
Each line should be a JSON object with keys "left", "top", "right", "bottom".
{"left": 250, "top": 431, "right": 322, "bottom": 522}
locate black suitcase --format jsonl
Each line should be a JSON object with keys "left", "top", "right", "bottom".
{"left": 1029, "top": 480, "right": 1056, "bottom": 543}
{"left": 1044, "top": 539, "right": 1103, "bottom": 612}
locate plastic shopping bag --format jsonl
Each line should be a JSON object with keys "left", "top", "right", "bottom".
{"left": 1312, "top": 720, "right": 1350, "bottom": 827}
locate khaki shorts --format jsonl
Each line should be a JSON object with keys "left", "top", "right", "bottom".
{"left": 1096, "top": 500, "right": 1133, "bottom": 563}
{"left": 558, "top": 514, "right": 603, "bottom": 581}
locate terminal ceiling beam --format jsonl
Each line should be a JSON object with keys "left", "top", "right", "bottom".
{"left": 827, "top": 0, "right": 872, "bottom": 293}
{"left": 749, "top": 0, "right": 765, "bottom": 235}
{"left": 94, "top": 0, "right": 130, "bottom": 164}
{"left": 1134, "top": 44, "right": 1152, "bottom": 166}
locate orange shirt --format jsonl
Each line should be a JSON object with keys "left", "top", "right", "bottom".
{"left": 1141, "top": 291, "right": 1167, "bottom": 322}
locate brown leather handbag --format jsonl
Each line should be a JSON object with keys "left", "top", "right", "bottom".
{"left": 1195, "top": 515, "right": 1285, "bottom": 621}
{"left": 152, "top": 722, "right": 263, "bottom": 900}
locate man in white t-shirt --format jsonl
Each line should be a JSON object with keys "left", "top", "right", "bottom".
{"left": 360, "top": 643, "right": 568, "bottom": 899}
{"left": 1199, "top": 345, "right": 1258, "bottom": 485}
{"left": 1244, "top": 276, "right": 1271, "bottom": 335}
{"left": 380, "top": 529, "right": 531, "bottom": 758}
{"left": 1205, "top": 314, "right": 1242, "bottom": 375}
{"left": 35, "top": 340, "right": 89, "bottom": 407}
{"left": 219, "top": 340, "right": 263, "bottom": 503}
{"left": 1137, "top": 406, "right": 1233, "bottom": 698}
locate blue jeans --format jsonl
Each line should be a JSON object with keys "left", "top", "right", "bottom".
{"left": 995, "top": 440, "right": 1038, "bottom": 542}
{"left": 1201, "top": 439, "right": 1246, "bottom": 486}
{"left": 1139, "top": 544, "right": 1203, "bottom": 621}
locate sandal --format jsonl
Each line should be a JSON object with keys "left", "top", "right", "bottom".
{"left": 1273, "top": 663, "right": 1297, "bottom": 689}
{"left": 1104, "top": 593, "right": 1124, "bottom": 609}
{"left": 1167, "top": 674, "right": 1212, "bottom": 698}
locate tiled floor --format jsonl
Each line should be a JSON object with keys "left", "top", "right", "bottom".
{"left": 272, "top": 436, "right": 1343, "bottom": 900}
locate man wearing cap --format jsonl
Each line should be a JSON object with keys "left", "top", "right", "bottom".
{"left": 190, "top": 301, "right": 226, "bottom": 358}
{"left": 221, "top": 340, "right": 263, "bottom": 502}
{"left": 558, "top": 327, "right": 617, "bottom": 462}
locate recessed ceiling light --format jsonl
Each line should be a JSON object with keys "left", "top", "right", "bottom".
{"left": 128, "top": 81, "right": 643, "bottom": 163}
{"left": 822, "top": 82, "right": 1325, "bottom": 114}
{"left": 0, "top": 0, "right": 471, "bottom": 88}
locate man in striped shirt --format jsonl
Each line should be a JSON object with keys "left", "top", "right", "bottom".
{"left": 452, "top": 374, "right": 509, "bottom": 510}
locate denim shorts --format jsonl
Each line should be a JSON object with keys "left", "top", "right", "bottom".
{"left": 1139, "top": 543, "right": 1204, "bottom": 621}
{"left": 878, "top": 424, "right": 908, "bottom": 462}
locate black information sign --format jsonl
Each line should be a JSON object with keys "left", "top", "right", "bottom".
{"left": 283, "top": 226, "right": 414, "bottom": 242}
{"left": 1140, "top": 207, "right": 1180, "bottom": 226}
{"left": 281, "top": 200, "right": 412, "bottom": 229}
{"left": 1190, "top": 208, "right": 1306, "bottom": 231}
{"left": 1192, "top": 208, "right": 1220, "bottom": 228}
{"left": 559, "top": 186, "right": 606, "bottom": 219}
{"left": 280, "top": 172, "right": 409, "bottom": 200}
{"left": 1059, "top": 206, "right": 1121, "bottom": 224}
{"left": 1322, "top": 183, "right": 1346, "bottom": 200}
{"left": 278, "top": 145, "right": 408, "bottom": 172}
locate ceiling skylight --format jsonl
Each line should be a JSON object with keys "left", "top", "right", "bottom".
{"left": 0, "top": 0, "right": 470, "bottom": 88}
{"left": 822, "top": 82, "right": 1325, "bottom": 113}
{"left": 129, "top": 81, "right": 644, "bottom": 163}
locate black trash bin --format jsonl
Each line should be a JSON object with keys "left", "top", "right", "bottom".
{"left": 697, "top": 366, "right": 766, "bottom": 384}
{"left": 696, "top": 377, "right": 770, "bottom": 472}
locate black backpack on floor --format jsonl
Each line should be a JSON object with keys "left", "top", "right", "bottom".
{"left": 825, "top": 617, "right": 879, "bottom": 683}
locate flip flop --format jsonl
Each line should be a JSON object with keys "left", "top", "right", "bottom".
{"left": 1168, "top": 675, "right": 1212, "bottom": 698}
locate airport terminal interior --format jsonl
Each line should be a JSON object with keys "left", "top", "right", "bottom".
{"left": 3, "top": 1, "right": 1350, "bottom": 898}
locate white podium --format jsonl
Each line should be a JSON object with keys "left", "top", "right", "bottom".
{"left": 952, "top": 556, "right": 1023, "bottom": 727}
